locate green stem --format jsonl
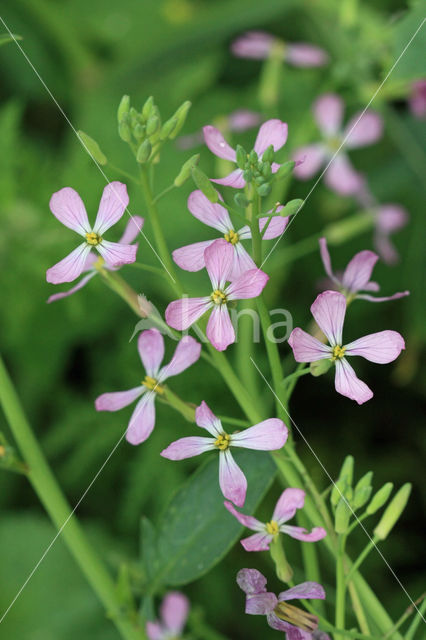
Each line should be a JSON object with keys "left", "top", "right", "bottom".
{"left": 98, "top": 268, "right": 146, "bottom": 317}
{"left": 297, "top": 512, "right": 325, "bottom": 617}
{"left": 346, "top": 537, "right": 378, "bottom": 583}
{"left": 152, "top": 184, "right": 176, "bottom": 204}
{"left": 282, "top": 367, "right": 310, "bottom": 386}
{"left": 405, "top": 597, "right": 426, "bottom": 640}
{"left": 127, "top": 262, "right": 169, "bottom": 278}
{"left": 0, "top": 356, "right": 144, "bottom": 640}
{"left": 335, "top": 535, "right": 347, "bottom": 639}
{"left": 108, "top": 163, "right": 139, "bottom": 185}
{"left": 347, "top": 581, "right": 371, "bottom": 636}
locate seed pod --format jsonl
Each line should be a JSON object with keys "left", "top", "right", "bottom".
{"left": 374, "top": 483, "right": 411, "bottom": 540}
{"left": 117, "top": 95, "right": 130, "bottom": 124}
{"left": 136, "top": 139, "right": 152, "bottom": 164}
{"left": 78, "top": 131, "right": 107, "bottom": 165}
{"left": 366, "top": 482, "right": 393, "bottom": 515}
{"left": 174, "top": 154, "right": 200, "bottom": 187}
{"left": 191, "top": 166, "right": 218, "bottom": 203}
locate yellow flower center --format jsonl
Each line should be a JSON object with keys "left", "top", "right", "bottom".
{"left": 86, "top": 231, "right": 103, "bottom": 246}
{"left": 211, "top": 289, "right": 227, "bottom": 305}
{"left": 328, "top": 136, "right": 342, "bottom": 152}
{"left": 224, "top": 229, "right": 239, "bottom": 245}
{"left": 93, "top": 256, "right": 105, "bottom": 270}
{"left": 142, "top": 375, "right": 164, "bottom": 395}
{"left": 331, "top": 345, "right": 346, "bottom": 361}
{"left": 214, "top": 433, "right": 231, "bottom": 451}
{"left": 274, "top": 602, "right": 318, "bottom": 632}
{"left": 265, "top": 520, "right": 279, "bottom": 536}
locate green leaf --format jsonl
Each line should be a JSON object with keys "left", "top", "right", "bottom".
{"left": 391, "top": 4, "right": 426, "bottom": 81}
{"left": 145, "top": 450, "right": 276, "bottom": 589}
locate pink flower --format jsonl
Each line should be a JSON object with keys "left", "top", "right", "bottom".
{"left": 293, "top": 94, "right": 383, "bottom": 195}
{"left": 146, "top": 592, "right": 189, "bottom": 640}
{"left": 409, "top": 79, "right": 426, "bottom": 119}
{"left": 173, "top": 190, "right": 289, "bottom": 280}
{"left": 237, "top": 568, "right": 325, "bottom": 639}
{"left": 203, "top": 119, "right": 288, "bottom": 189}
{"left": 95, "top": 329, "right": 201, "bottom": 445}
{"left": 47, "top": 216, "right": 143, "bottom": 302}
{"left": 166, "top": 239, "right": 269, "bottom": 351}
{"left": 46, "top": 182, "right": 137, "bottom": 284}
{"left": 224, "top": 488, "right": 326, "bottom": 552}
{"left": 231, "top": 31, "right": 328, "bottom": 68}
{"left": 319, "top": 237, "right": 409, "bottom": 302}
{"left": 177, "top": 109, "right": 261, "bottom": 150}
{"left": 288, "top": 290, "right": 405, "bottom": 405}
{"left": 161, "top": 401, "right": 288, "bottom": 507}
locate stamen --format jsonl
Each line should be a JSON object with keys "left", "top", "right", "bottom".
{"left": 265, "top": 520, "right": 279, "bottom": 536}
{"left": 274, "top": 602, "right": 318, "bottom": 632}
{"left": 86, "top": 231, "right": 103, "bottom": 246}
{"left": 331, "top": 345, "right": 346, "bottom": 361}
{"left": 211, "top": 289, "right": 227, "bottom": 305}
{"left": 142, "top": 375, "right": 164, "bottom": 394}
{"left": 224, "top": 229, "right": 239, "bottom": 245}
{"left": 214, "top": 433, "right": 231, "bottom": 451}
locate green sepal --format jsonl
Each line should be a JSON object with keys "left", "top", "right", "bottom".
{"left": 191, "top": 166, "right": 218, "bottom": 202}
{"left": 136, "top": 139, "right": 152, "bottom": 164}
{"left": 77, "top": 131, "right": 107, "bottom": 165}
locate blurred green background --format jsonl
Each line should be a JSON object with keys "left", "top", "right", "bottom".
{"left": 0, "top": 0, "right": 425, "bottom": 638}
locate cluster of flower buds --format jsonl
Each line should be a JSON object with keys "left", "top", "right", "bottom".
{"left": 235, "top": 143, "right": 275, "bottom": 196}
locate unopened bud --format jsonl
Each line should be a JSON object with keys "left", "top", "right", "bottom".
{"left": 248, "top": 149, "right": 258, "bottom": 164}
{"left": 353, "top": 471, "right": 373, "bottom": 509}
{"left": 281, "top": 198, "right": 304, "bottom": 217}
{"left": 262, "top": 144, "right": 274, "bottom": 163}
{"left": 117, "top": 95, "right": 130, "bottom": 124}
{"left": 374, "top": 483, "right": 411, "bottom": 540}
{"left": 270, "top": 536, "right": 293, "bottom": 583}
{"left": 366, "top": 482, "right": 393, "bottom": 515}
{"left": 136, "top": 139, "right": 152, "bottom": 163}
{"left": 174, "top": 154, "right": 200, "bottom": 187}
{"left": 191, "top": 166, "right": 218, "bottom": 202}
{"left": 236, "top": 145, "right": 247, "bottom": 169}
{"left": 168, "top": 101, "right": 191, "bottom": 139}
{"left": 118, "top": 120, "right": 132, "bottom": 143}
{"left": 310, "top": 358, "right": 332, "bottom": 377}
{"left": 257, "top": 183, "right": 271, "bottom": 197}
{"left": 78, "top": 131, "right": 107, "bottom": 165}
{"left": 234, "top": 193, "right": 250, "bottom": 208}
{"left": 331, "top": 455, "right": 354, "bottom": 507}
{"left": 142, "top": 96, "right": 154, "bottom": 120}
{"left": 335, "top": 496, "right": 351, "bottom": 533}
{"left": 129, "top": 107, "right": 140, "bottom": 128}
{"left": 146, "top": 115, "right": 160, "bottom": 137}
{"left": 160, "top": 117, "right": 178, "bottom": 140}
{"left": 275, "top": 160, "right": 295, "bottom": 180}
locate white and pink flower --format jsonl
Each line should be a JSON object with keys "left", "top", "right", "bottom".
{"left": 177, "top": 109, "right": 261, "bottom": 150}
{"left": 173, "top": 190, "right": 289, "bottom": 280}
{"left": 95, "top": 329, "right": 201, "bottom": 445}
{"left": 231, "top": 31, "right": 328, "bottom": 68}
{"left": 161, "top": 401, "right": 288, "bottom": 507}
{"left": 288, "top": 290, "right": 405, "bottom": 404}
{"left": 146, "top": 592, "right": 189, "bottom": 640}
{"left": 166, "top": 238, "right": 269, "bottom": 351}
{"left": 224, "top": 488, "right": 326, "bottom": 551}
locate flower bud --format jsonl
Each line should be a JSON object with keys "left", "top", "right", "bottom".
{"left": 249, "top": 149, "right": 258, "bottom": 164}
{"left": 366, "top": 482, "right": 393, "bottom": 515}
{"left": 275, "top": 160, "right": 295, "bottom": 180}
{"left": 133, "top": 123, "right": 145, "bottom": 139}
{"left": 168, "top": 101, "right": 191, "bottom": 139}
{"left": 142, "top": 96, "right": 154, "bottom": 120}
{"left": 331, "top": 455, "right": 354, "bottom": 507}
{"left": 174, "top": 154, "right": 200, "bottom": 187}
{"left": 160, "top": 117, "right": 178, "bottom": 140}
{"left": 353, "top": 471, "right": 373, "bottom": 509}
{"left": 262, "top": 144, "right": 274, "bottom": 163}
{"left": 373, "top": 483, "right": 411, "bottom": 540}
{"left": 191, "top": 166, "right": 218, "bottom": 202}
{"left": 335, "top": 496, "right": 351, "bottom": 533}
{"left": 281, "top": 198, "right": 304, "bottom": 217}
{"left": 234, "top": 193, "right": 250, "bottom": 208}
{"left": 136, "top": 139, "right": 152, "bottom": 163}
{"left": 118, "top": 120, "right": 132, "bottom": 143}
{"left": 78, "top": 131, "right": 107, "bottom": 165}
{"left": 117, "top": 95, "right": 130, "bottom": 124}
{"left": 129, "top": 107, "right": 140, "bottom": 129}
{"left": 310, "top": 358, "right": 332, "bottom": 377}
{"left": 257, "top": 183, "right": 271, "bottom": 197}
{"left": 236, "top": 145, "right": 247, "bottom": 169}
{"left": 270, "top": 537, "right": 293, "bottom": 583}
{"left": 146, "top": 115, "right": 160, "bottom": 137}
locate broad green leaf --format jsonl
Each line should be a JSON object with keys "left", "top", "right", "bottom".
{"left": 144, "top": 450, "right": 276, "bottom": 589}
{"left": 391, "top": 4, "right": 426, "bottom": 81}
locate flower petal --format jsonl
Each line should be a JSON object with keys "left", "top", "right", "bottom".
{"left": 293, "top": 144, "right": 326, "bottom": 179}
{"left": 318, "top": 237, "right": 339, "bottom": 284}
{"left": 126, "top": 393, "right": 157, "bottom": 445}
{"left": 246, "top": 592, "right": 278, "bottom": 615}
{"left": 160, "top": 592, "right": 189, "bottom": 634}
{"left": 345, "top": 330, "right": 405, "bottom": 363}
{"left": 187, "top": 190, "right": 232, "bottom": 232}
{"left": 160, "top": 436, "right": 215, "bottom": 460}
{"left": 166, "top": 297, "right": 212, "bottom": 330}
{"left": 49, "top": 187, "right": 90, "bottom": 235}
{"left": 118, "top": 215, "right": 144, "bottom": 244}
{"left": 228, "top": 109, "right": 261, "bottom": 131}
{"left": 310, "top": 290, "right": 346, "bottom": 346}
{"left": 314, "top": 94, "right": 344, "bottom": 136}
{"left": 46, "top": 243, "right": 91, "bottom": 284}
{"left": 195, "top": 401, "right": 222, "bottom": 437}
{"left": 230, "top": 244, "right": 257, "bottom": 280}
{"left": 357, "top": 291, "right": 410, "bottom": 303}
{"left": 241, "top": 532, "right": 274, "bottom": 552}
{"left": 159, "top": 335, "right": 201, "bottom": 380}
{"left": 286, "top": 43, "right": 329, "bottom": 67}
{"left": 94, "top": 182, "right": 129, "bottom": 235}
{"left": 254, "top": 119, "right": 288, "bottom": 155}
{"left": 231, "top": 418, "right": 288, "bottom": 451}
{"left": 47, "top": 271, "right": 96, "bottom": 303}
{"left": 203, "top": 125, "right": 236, "bottom": 161}
{"left": 288, "top": 328, "right": 332, "bottom": 362}
{"left": 173, "top": 240, "right": 215, "bottom": 272}
{"left": 138, "top": 329, "right": 164, "bottom": 377}
{"left": 267, "top": 612, "right": 294, "bottom": 633}
{"left": 219, "top": 450, "right": 247, "bottom": 506}
{"left": 374, "top": 232, "right": 399, "bottom": 265}
{"left": 376, "top": 205, "right": 408, "bottom": 233}
{"left": 259, "top": 214, "right": 290, "bottom": 239}
{"left": 236, "top": 568, "right": 268, "bottom": 595}
{"left": 206, "top": 305, "right": 235, "bottom": 351}
{"left": 96, "top": 240, "right": 137, "bottom": 267}
{"left": 95, "top": 386, "right": 144, "bottom": 411}
{"left": 205, "top": 238, "right": 234, "bottom": 289}
{"left": 212, "top": 169, "right": 246, "bottom": 189}
{"left": 279, "top": 581, "right": 326, "bottom": 601}
{"left": 341, "top": 250, "right": 379, "bottom": 293}
{"left": 324, "top": 154, "right": 364, "bottom": 195}
{"left": 145, "top": 621, "right": 163, "bottom": 640}
{"left": 224, "top": 501, "right": 265, "bottom": 532}
{"left": 272, "top": 488, "right": 306, "bottom": 523}
{"left": 226, "top": 268, "right": 269, "bottom": 300}
{"left": 334, "top": 359, "right": 373, "bottom": 404}
{"left": 231, "top": 31, "right": 276, "bottom": 59}
{"left": 344, "top": 111, "right": 383, "bottom": 148}
{"left": 280, "top": 524, "right": 327, "bottom": 542}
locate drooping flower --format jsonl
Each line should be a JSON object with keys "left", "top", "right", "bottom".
{"left": 47, "top": 216, "right": 144, "bottom": 302}
{"left": 146, "top": 592, "right": 189, "bottom": 640}
{"left": 224, "top": 488, "right": 326, "bottom": 551}
{"left": 95, "top": 329, "right": 201, "bottom": 445}
{"left": 319, "top": 237, "right": 409, "bottom": 303}
{"left": 177, "top": 109, "right": 261, "bottom": 150}
{"left": 293, "top": 94, "right": 383, "bottom": 195}
{"left": 288, "top": 290, "right": 405, "bottom": 404}
{"left": 237, "top": 568, "right": 326, "bottom": 639}
{"left": 161, "top": 401, "right": 287, "bottom": 507}
{"left": 203, "top": 119, "right": 288, "bottom": 188}
{"left": 172, "top": 190, "right": 289, "bottom": 280}
{"left": 409, "top": 79, "right": 426, "bottom": 119}
{"left": 46, "top": 182, "right": 137, "bottom": 284}
{"left": 166, "top": 238, "right": 269, "bottom": 351}
{"left": 231, "top": 31, "right": 328, "bottom": 68}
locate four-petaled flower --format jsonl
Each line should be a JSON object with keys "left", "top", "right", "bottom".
{"left": 231, "top": 31, "right": 329, "bottom": 68}
{"left": 237, "top": 568, "right": 326, "bottom": 639}
{"left": 224, "top": 488, "right": 326, "bottom": 551}
{"left": 47, "top": 216, "right": 144, "bottom": 302}
{"left": 46, "top": 182, "right": 137, "bottom": 284}
{"left": 173, "top": 190, "right": 289, "bottom": 280}
{"left": 288, "top": 290, "right": 405, "bottom": 404}
{"left": 166, "top": 238, "right": 269, "bottom": 351}
{"left": 161, "top": 401, "right": 288, "bottom": 507}
{"left": 293, "top": 94, "right": 383, "bottom": 195}
{"left": 203, "top": 119, "right": 288, "bottom": 189}
{"left": 177, "top": 109, "right": 261, "bottom": 150}
{"left": 95, "top": 329, "right": 201, "bottom": 445}
{"left": 319, "top": 237, "right": 409, "bottom": 303}
{"left": 146, "top": 591, "right": 189, "bottom": 640}
{"left": 409, "top": 79, "right": 426, "bottom": 119}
